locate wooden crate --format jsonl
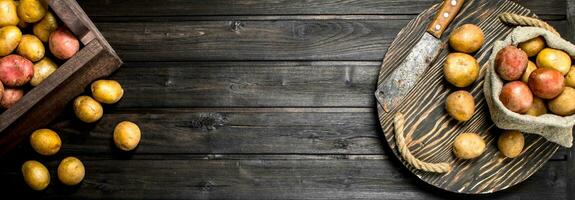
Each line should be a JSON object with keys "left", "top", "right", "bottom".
{"left": 0, "top": 0, "right": 122, "bottom": 155}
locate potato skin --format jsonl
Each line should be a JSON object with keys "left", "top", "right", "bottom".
{"left": 49, "top": 27, "right": 79, "bottom": 60}
{"left": 565, "top": 66, "right": 575, "bottom": 88}
{"left": 499, "top": 81, "right": 533, "bottom": 114}
{"left": 495, "top": 46, "right": 528, "bottom": 81}
{"left": 33, "top": 11, "right": 58, "bottom": 43}
{"left": 17, "top": 34, "right": 45, "bottom": 62}
{"left": 73, "top": 96, "right": 103, "bottom": 123}
{"left": 548, "top": 87, "right": 575, "bottom": 116}
{"left": 521, "top": 61, "right": 537, "bottom": 83}
{"left": 536, "top": 48, "right": 571, "bottom": 75}
{"left": 17, "top": 0, "right": 46, "bottom": 23}
{"left": 30, "top": 128, "right": 61, "bottom": 156}
{"left": 0, "top": 26, "right": 22, "bottom": 56}
{"left": 528, "top": 68, "right": 564, "bottom": 99}
{"left": 0, "top": 0, "right": 19, "bottom": 27}
{"left": 57, "top": 157, "right": 85, "bottom": 186}
{"left": 0, "top": 54, "right": 34, "bottom": 86}
{"left": 30, "top": 57, "right": 57, "bottom": 86}
{"left": 0, "top": 81, "right": 3, "bottom": 100}
{"left": 0, "top": 87, "right": 23, "bottom": 109}
{"left": 114, "top": 121, "right": 141, "bottom": 151}
{"left": 448, "top": 24, "right": 485, "bottom": 53}
{"left": 91, "top": 80, "right": 124, "bottom": 104}
{"left": 22, "top": 160, "right": 50, "bottom": 191}
{"left": 443, "top": 53, "right": 479, "bottom": 87}
{"left": 498, "top": 130, "right": 524, "bottom": 158}
{"left": 518, "top": 36, "right": 545, "bottom": 57}
{"left": 525, "top": 97, "right": 547, "bottom": 116}
{"left": 453, "top": 133, "right": 486, "bottom": 159}
{"left": 445, "top": 90, "right": 475, "bottom": 121}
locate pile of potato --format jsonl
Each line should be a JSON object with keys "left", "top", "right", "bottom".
{"left": 0, "top": 0, "right": 80, "bottom": 109}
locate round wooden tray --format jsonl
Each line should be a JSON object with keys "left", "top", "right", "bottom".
{"left": 376, "top": 0, "right": 559, "bottom": 194}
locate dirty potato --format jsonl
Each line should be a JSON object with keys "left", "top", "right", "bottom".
{"left": 453, "top": 133, "right": 486, "bottom": 159}
{"left": 446, "top": 90, "right": 475, "bottom": 121}
{"left": 443, "top": 53, "right": 479, "bottom": 87}
{"left": 495, "top": 45, "right": 528, "bottom": 81}
{"left": 498, "top": 130, "right": 524, "bottom": 158}
{"left": 0, "top": 87, "right": 23, "bottom": 109}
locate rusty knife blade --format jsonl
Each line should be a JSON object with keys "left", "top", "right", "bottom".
{"left": 375, "top": 32, "right": 442, "bottom": 112}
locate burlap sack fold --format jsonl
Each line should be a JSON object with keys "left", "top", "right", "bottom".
{"left": 484, "top": 26, "right": 575, "bottom": 147}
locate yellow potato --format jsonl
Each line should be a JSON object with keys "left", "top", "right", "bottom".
{"left": 91, "top": 80, "right": 124, "bottom": 104}
{"left": 536, "top": 48, "right": 571, "bottom": 75}
{"left": 17, "top": 0, "right": 46, "bottom": 23}
{"left": 525, "top": 97, "right": 547, "bottom": 116}
{"left": 443, "top": 53, "right": 479, "bottom": 87}
{"left": 30, "top": 57, "right": 57, "bottom": 86}
{"left": 30, "top": 128, "right": 61, "bottom": 156}
{"left": 565, "top": 66, "right": 575, "bottom": 88}
{"left": 453, "top": 133, "right": 485, "bottom": 159}
{"left": 33, "top": 11, "right": 58, "bottom": 43}
{"left": 73, "top": 95, "right": 103, "bottom": 123}
{"left": 114, "top": 121, "right": 141, "bottom": 151}
{"left": 518, "top": 36, "right": 546, "bottom": 57}
{"left": 521, "top": 61, "right": 537, "bottom": 83}
{"left": 448, "top": 24, "right": 485, "bottom": 53}
{"left": 0, "top": 26, "right": 22, "bottom": 56}
{"left": 548, "top": 87, "right": 575, "bottom": 116}
{"left": 17, "top": 34, "right": 45, "bottom": 62}
{"left": 0, "top": 0, "right": 19, "bottom": 26}
{"left": 57, "top": 157, "right": 85, "bottom": 186}
{"left": 445, "top": 90, "right": 475, "bottom": 122}
{"left": 498, "top": 130, "right": 524, "bottom": 158}
{"left": 22, "top": 160, "right": 50, "bottom": 191}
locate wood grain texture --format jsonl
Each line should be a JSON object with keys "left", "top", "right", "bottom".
{"left": 376, "top": 0, "right": 562, "bottom": 193}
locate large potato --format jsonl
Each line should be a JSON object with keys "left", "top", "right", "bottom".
{"left": 33, "top": 11, "right": 58, "bottom": 43}
{"left": 91, "top": 80, "right": 124, "bottom": 104}
{"left": 114, "top": 121, "right": 141, "bottom": 151}
{"left": 453, "top": 133, "right": 485, "bottom": 159}
{"left": 525, "top": 97, "right": 547, "bottom": 116}
{"left": 448, "top": 24, "right": 485, "bottom": 53}
{"left": 528, "top": 68, "right": 564, "bottom": 99}
{"left": 1, "top": 87, "right": 23, "bottom": 109}
{"left": 57, "top": 156, "right": 85, "bottom": 186}
{"left": 518, "top": 36, "right": 545, "bottom": 57}
{"left": 495, "top": 46, "right": 528, "bottom": 81}
{"left": 565, "top": 66, "right": 575, "bottom": 88}
{"left": 499, "top": 81, "right": 533, "bottom": 114}
{"left": 17, "top": 34, "right": 45, "bottom": 62}
{"left": 548, "top": 87, "right": 575, "bottom": 116}
{"left": 30, "top": 57, "right": 57, "bottom": 86}
{"left": 49, "top": 27, "right": 80, "bottom": 60}
{"left": 73, "top": 95, "right": 103, "bottom": 123}
{"left": 0, "top": 26, "right": 22, "bottom": 56}
{"left": 17, "top": 0, "right": 46, "bottom": 23}
{"left": 498, "top": 130, "right": 524, "bottom": 158}
{"left": 521, "top": 61, "right": 537, "bottom": 83}
{"left": 536, "top": 48, "right": 571, "bottom": 75}
{"left": 445, "top": 90, "right": 475, "bottom": 121}
{"left": 30, "top": 128, "right": 61, "bottom": 156}
{"left": 0, "top": 0, "right": 19, "bottom": 27}
{"left": 443, "top": 53, "right": 479, "bottom": 87}
{"left": 22, "top": 160, "right": 50, "bottom": 191}
{"left": 0, "top": 54, "right": 34, "bottom": 87}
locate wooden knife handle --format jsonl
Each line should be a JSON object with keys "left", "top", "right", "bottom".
{"left": 427, "top": 0, "right": 464, "bottom": 38}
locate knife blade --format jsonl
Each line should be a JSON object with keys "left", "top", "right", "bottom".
{"left": 376, "top": 0, "right": 464, "bottom": 112}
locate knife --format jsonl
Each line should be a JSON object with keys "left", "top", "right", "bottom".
{"left": 376, "top": 0, "right": 464, "bottom": 112}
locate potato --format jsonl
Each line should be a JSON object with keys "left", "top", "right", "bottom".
{"left": 448, "top": 24, "right": 485, "bottom": 53}
{"left": 521, "top": 61, "right": 537, "bottom": 83}
{"left": 0, "top": 81, "right": 3, "bottom": 100}
{"left": 500, "top": 81, "right": 533, "bottom": 114}
{"left": 30, "top": 57, "right": 57, "bottom": 86}
{"left": 114, "top": 121, "right": 141, "bottom": 151}
{"left": 443, "top": 53, "right": 479, "bottom": 87}
{"left": 0, "top": 54, "right": 34, "bottom": 86}
{"left": 495, "top": 46, "right": 528, "bottom": 81}
{"left": 536, "top": 48, "right": 571, "bottom": 75}
{"left": 528, "top": 68, "right": 564, "bottom": 99}
{"left": 21, "top": 160, "right": 50, "bottom": 191}
{"left": 30, "top": 128, "right": 61, "bottom": 156}
{"left": 0, "top": 87, "right": 23, "bottom": 109}
{"left": 91, "top": 80, "right": 124, "bottom": 104}
{"left": 49, "top": 27, "right": 80, "bottom": 60}
{"left": 0, "top": 26, "right": 22, "bottom": 56}
{"left": 0, "top": 0, "right": 19, "bottom": 27}
{"left": 525, "top": 97, "right": 547, "bottom": 116}
{"left": 17, "top": 0, "right": 46, "bottom": 23}
{"left": 33, "top": 11, "right": 58, "bottom": 43}
{"left": 498, "top": 130, "right": 524, "bottom": 158}
{"left": 548, "top": 87, "right": 575, "bottom": 116}
{"left": 518, "top": 36, "right": 546, "bottom": 57}
{"left": 453, "top": 133, "right": 486, "bottom": 159}
{"left": 73, "top": 95, "right": 103, "bottom": 123}
{"left": 57, "top": 156, "right": 85, "bottom": 186}
{"left": 565, "top": 66, "right": 575, "bottom": 88}
{"left": 17, "top": 34, "right": 45, "bottom": 62}
{"left": 445, "top": 90, "right": 475, "bottom": 121}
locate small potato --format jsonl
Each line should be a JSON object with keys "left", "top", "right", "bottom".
{"left": 57, "top": 157, "right": 85, "bottom": 186}
{"left": 525, "top": 97, "right": 547, "bottom": 116}
{"left": 30, "top": 129, "right": 61, "bottom": 156}
{"left": 49, "top": 27, "right": 80, "bottom": 60}
{"left": 445, "top": 90, "right": 475, "bottom": 121}
{"left": 0, "top": 26, "right": 22, "bottom": 56}
{"left": 22, "top": 160, "right": 50, "bottom": 191}
{"left": 498, "top": 130, "right": 524, "bottom": 158}
{"left": 448, "top": 24, "right": 485, "bottom": 53}
{"left": 495, "top": 46, "right": 528, "bottom": 81}
{"left": 114, "top": 121, "right": 141, "bottom": 151}
{"left": 0, "top": 0, "right": 20, "bottom": 27}
{"left": 30, "top": 57, "right": 57, "bottom": 86}
{"left": 17, "top": 0, "right": 46, "bottom": 23}
{"left": 1, "top": 87, "right": 23, "bottom": 109}
{"left": 91, "top": 80, "right": 124, "bottom": 104}
{"left": 518, "top": 36, "right": 546, "bottom": 57}
{"left": 0, "top": 54, "right": 34, "bottom": 87}
{"left": 453, "top": 133, "right": 486, "bottom": 159}
{"left": 565, "top": 66, "right": 575, "bottom": 88}
{"left": 73, "top": 96, "right": 103, "bottom": 123}
{"left": 536, "top": 48, "right": 571, "bottom": 75}
{"left": 528, "top": 68, "right": 564, "bottom": 99}
{"left": 548, "top": 87, "right": 575, "bottom": 116}
{"left": 521, "top": 61, "right": 537, "bottom": 83}
{"left": 33, "top": 11, "right": 58, "bottom": 43}
{"left": 17, "top": 34, "right": 45, "bottom": 62}
{"left": 443, "top": 53, "right": 479, "bottom": 87}
{"left": 499, "top": 81, "right": 533, "bottom": 114}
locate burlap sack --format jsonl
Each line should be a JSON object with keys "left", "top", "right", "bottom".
{"left": 484, "top": 26, "right": 575, "bottom": 147}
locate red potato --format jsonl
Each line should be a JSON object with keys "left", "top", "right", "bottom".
{"left": 499, "top": 81, "right": 533, "bottom": 114}
{"left": 528, "top": 68, "right": 564, "bottom": 99}
{"left": 1, "top": 87, "right": 24, "bottom": 109}
{"left": 0, "top": 54, "right": 34, "bottom": 87}
{"left": 495, "top": 46, "right": 528, "bottom": 81}
{"left": 49, "top": 27, "right": 79, "bottom": 60}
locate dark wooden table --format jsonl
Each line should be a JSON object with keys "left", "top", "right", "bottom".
{"left": 1, "top": 0, "right": 574, "bottom": 199}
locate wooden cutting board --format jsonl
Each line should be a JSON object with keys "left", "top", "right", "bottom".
{"left": 376, "top": 0, "right": 560, "bottom": 194}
